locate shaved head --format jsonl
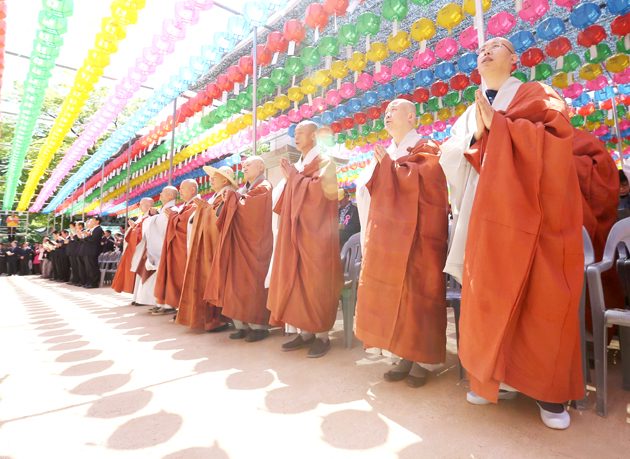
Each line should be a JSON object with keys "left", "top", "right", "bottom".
{"left": 179, "top": 179, "right": 198, "bottom": 202}
{"left": 242, "top": 156, "right": 265, "bottom": 183}
{"left": 477, "top": 37, "right": 518, "bottom": 90}
{"left": 139, "top": 197, "right": 155, "bottom": 213}
{"left": 160, "top": 186, "right": 178, "bottom": 204}
{"left": 385, "top": 99, "right": 417, "bottom": 145}
{"left": 294, "top": 121, "right": 318, "bottom": 155}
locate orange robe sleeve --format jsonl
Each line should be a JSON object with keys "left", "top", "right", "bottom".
{"left": 266, "top": 154, "right": 344, "bottom": 333}
{"left": 176, "top": 198, "right": 225, "bottom": 330}
{"left": 460, "top": 82, "right": 584, "bottom": 403}
{"left": 205, "top": 181, "right": 274, "bottom": 326}
{"left": 154, "top": 204, "right": 196, "bottom": 308}
{"left": 111, "top": 220, "right": 144, "bottom": 294}
{"left": 355, "top": 142, "right": 449, "bottom": 364}
{"left": 573, "top": 129, "right": 623, "bottom": 336}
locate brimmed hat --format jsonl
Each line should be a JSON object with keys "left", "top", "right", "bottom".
{"left": 203, "top": 165, "right": 238, "bottom": 188}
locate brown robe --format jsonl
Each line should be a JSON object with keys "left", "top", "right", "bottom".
{"left": 267, "top": 154, "right": 344, "bottom": 333}
{"left": 460, "top": 82, "right": 584, "bottom": 403}
{"left": 355, "top": 142, "right": 449, "bottom": 364}
{"left": 573, "top": 128, "right": 623, "bottom": 336}
{"left": 111, "top": 217, "right": 145, "bottom": 294}
{"left": 154, "top": 202, "right": 196, "bottom": 308}
{"left": 176, "top": 196, "right": 225, "bottom": 330}
{"left": 205, "top": 180, "right": 274, "bottom": 325}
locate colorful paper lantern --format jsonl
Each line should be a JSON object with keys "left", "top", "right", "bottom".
{"left": 437, "top": 4, "right": 465, "bottom": 34}
{"left": 487, "top": 12, "right": 516, "bottom": 37}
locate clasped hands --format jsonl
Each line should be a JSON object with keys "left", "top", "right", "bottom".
{"left": 280, "top": 157, "right": 297, "bottom": 180}
{"left": 474, "top": 90, "right": 495, "bottom": 141}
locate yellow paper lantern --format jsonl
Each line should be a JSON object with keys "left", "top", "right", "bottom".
{"left": 437, "top": 4, "right": 465, "bottom": 34}
{"left": 111, "top": 0, "right": 141, "bottom": 26}
{"left": 101, "top": 17, "right": 127, "bottom": 41}
{"left": 218, "top": 129, "right": 229, "bottom": 140}
{"left": 584, "top": 120, "right": 600, "bottom": 131}
{"left": 606, "top": 54, "right": 630, "bottom": 74}
{"left": 366, "top": 132, "right": 379, "bottom": 143}
{"left": 86, "top": 49, "right": 111, "bottom": 68}
{"left": 366, "top": 42, "right": 389, "bottom": 63}
{"left": 95, "top": 32, "right": 119, "bottom": 54}
{"left": 605, "top": 117, "right": 615, "bottom": 127}
{"left": 288, "top": 86, "right": 305, "bottom": 102}
{"left": 256, "top": 106, "right": 267, "bottom": 120}
{"left": 355, "top": 136, "right": 367, "bottom": 147}
{"left": 463, "top": 0, "right": 491, "bottom": 16}
{"left": 552, "top": 72, "right": 569, "bottom": 89}
{"left": 301, "top": 77, "right": 318, "bottom": 95}
{"left": 378, "top": 129, "right": 390, "bottom": 140}
{"left": 579, "top": 63, "right": 603, "bottom": 81}
{"left": 226, "top": 122, "right": 239, "bottom": 135}
{"left": 411, "top": 18, "right": 436, "bottom": 43}
{"left": 345, "top": 140, "right": 355, "bottom": 150}
{"left": 420, "top": 113, "right": 434, "bottom": 125}
{"left": 347, "top": 52, "right": 367, "bottom": 73}
{"left": 313, "top": 70, "right": 333, "bottom": 87}
{"left": 387, "top": 31, "right": 411, "bottom": 53}
{"left": 330, "top": 61, "right": 348, "bottom": 80}
{"left": 243, "top": 113, "right": 253, "bottom": 126}
{"left": 438, "top": 108, "right": 451, "bottom": 121}
{"left": 275, "top": 94, "right": 291, "bottom": 110}
{"left": 454, "top": 103, "right": 468, "bottom": 117}
{"left": 235, "top": 117, "right": 246, "bottom": 130}
{"left": 263, "top": 101, "right": 278, "bottom": 117}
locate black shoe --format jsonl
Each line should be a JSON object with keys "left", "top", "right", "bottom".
{"left": 85, "top": 285, "right": 97, "bottom": 289}
{"left": 406, "top": 374, "right": 428, "bottom": 388}
{"left": 131, "top": 301, "right": 137, "bottom": 305}
{"left": 207, "top": 323, "right": 231, "bottom": 333}
{"left": 66, "top": 282, "right": 74, "bottom": 285}
{"left": 244, "top": 329, "right": 269, "bottom": 343}
{"left": 229, "top": 329, "right": 250, "bottom": 340}
{"left": 281, "top": 334, "right": 316, "bottom": 351}
{"left": 307, "top": 338, "right": 331, "bottom": 358}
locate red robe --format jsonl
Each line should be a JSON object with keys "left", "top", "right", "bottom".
{"left": 460, "top": 82, "right": 584, "bottom": 403}
{"left": 205, "top": 180, "right": 274, "bottom": 325}
{"left": 267, "top": 154, "right": 344, "bottom": 333}
{"left": 355, "top": 143, "right": 449, "bottom": 364}
{"left": 111, "top": 217, "right": 145, "bottom": 294}
{"left": 154, "top": 202, "right": 196, "bottom": 308}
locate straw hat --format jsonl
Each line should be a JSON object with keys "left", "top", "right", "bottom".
{"left": 202, "top": 165, "right": 238, "bottom": 188}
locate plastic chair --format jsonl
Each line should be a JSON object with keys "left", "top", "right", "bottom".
{"left": 446, "top": 274, "right": 465, "bottom": 380}
{"left": 586, "top": 218, "right": 630, "bottom": 417}
{"left": 340, "top": 233, "right": 362, "bottom": 349}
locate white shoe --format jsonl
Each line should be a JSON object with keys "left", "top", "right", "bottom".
{"left": 466, "top": 390, "right": 518, "bottom": 405}
{"left": 536, "top": 401, "right": 570, "bottom": 430}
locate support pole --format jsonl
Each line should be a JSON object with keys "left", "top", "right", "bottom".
{"left": 252, "top": 26, "right": 258, "bottom": 156}
{"left": 99, "top": 162, "right": 105, "bottom": 216}
{"left": 81, "top": 180, "right": 86, "bottom": 222}
{"left": 612, "top": 91, "right": 625, "bottom": 166}
{"left": 474, "top": 0, "right": 485, "bottom": 47}
{"left": 53, "top": 212, "right": 56, "bottom": 230}
{"left": 124, "top": 137, "right": 132, "bottom": 235}
{"left": 25, "top": 212, "right": 29, "bottom": 242}
{"left": 169, "top": 97, "right": 178, "bottom": 186}
{"left": 47, "top": 213, "right": 50, "bottom": 233}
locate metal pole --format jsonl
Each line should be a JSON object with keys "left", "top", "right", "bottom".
{"left": 474, "top": 0, "right": 485, "bottom": 47}
{"left": 53, "top": 212, "right": 56, "bottom": 230}
{"left": 169, "top": 98, "right": 178, "bottom": 186}
{"left": 81, "top": 180, "right": 86, "bottom": 222}
{"left": 60, "top": 213, "right": 63, "bottom": 232}
{"left": 124, "top": 138, "right": 132, "bottom": 235}
{"left": 611, "top": 91, "right": 625, "bottom": 166}
{"left": 25, "top": 212, "right": 29, "bottom": 242}
{"left": 252, "top": 26, "right": 258, "bottom": 155}
{"left": 46, "top": 213, "right": 50, "bottom": 233}
{"left": 99, "top": 162, "right": 105, "bottom": 216}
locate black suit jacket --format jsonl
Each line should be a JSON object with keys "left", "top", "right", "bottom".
{"left": 101, "top": 236, "right": 115, "bottom": 253}
{"left": 79, "top": 226, "right": 104, "bottom": 256}
{"left": 66, "top": 234, "right": 80, "bottom": 256}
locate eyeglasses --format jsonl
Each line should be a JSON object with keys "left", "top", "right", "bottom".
{"left": 475, "top": 43, "right": 514, "bottom": 55}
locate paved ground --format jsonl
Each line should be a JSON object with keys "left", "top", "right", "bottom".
{"left": 0, "top": 275, "right": 629, "bottom": 458}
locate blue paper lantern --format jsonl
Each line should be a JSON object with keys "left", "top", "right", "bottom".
{"left": 509, "top": 31, "right": 536, "bottom": 54}
{"left": 200, "top": 45, "right": 223, "bottom": 65}
{"left": 377, "top": 83, "right": 395, "bottom": 100}
{"left": 243, "top": 2, "right": 269, "bottom": 27}
{"left": 362, "top": 91, "right": 378, "bottom": 107}
{"left": 621, "top": 127, "right": 630, "bottom": 138}
{"left": 572, "top": 92, "right": 592, "bottom": 107}
{"left": 536, "top": 17, "right": 565, "bottom": 42}
{"left": 434, "top": 62, "right": 456, "bottom": 81}
{"left": 311, "top": 116, "right": 322, "bottom": 127}
{"left": 228, "top": 16, "right": 250, "bottom": 41}
{"left": 348, "top": 98, "right": 363, "bottom": 113}
{"left": 214, "top": 31, "right": 235, "bottom": 53}
{"left": 594, "top": 86, "right": 614, "bottom": 101}
{"left": 395, "top": 77, "right": 414, "bottom": 94}
{"left": 322, "top": 110, "right": 335, "bottom": 125}
{"left": 415, "top": 70, "right": 435, "bottom": 88}
{"left": 601, "top": 132, "right": 613, "bottom": 142}
{"left": 569, "top": 3, "right": 601, "bottom": 30}
{"left": 334, "top": 104, "right": 348, "bottom": 119}
{"left": 619, "top": 83, "right": 630, "bottom": 95}
{"left": 457, "top": 53, "right": 477, "bottom": 74}
{"left": 263, "top": 0, "right": 289, "bottom": 12}
{"left": 608, "top": 0, "right": 630, "bottom": 16}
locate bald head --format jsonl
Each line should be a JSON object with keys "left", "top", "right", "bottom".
{"left": 477, "top": 37, "right": 518, "bottom": 90}
{"left": 139, "top": 197, "right": 155, "bottom": 214}
{"left": 179, "top": 179, "right": 198, "bottom": 202}
{"left": 160, "top": 186, "right": 178, "bottom": 204}
{"left": 294, "top": 121, "right": 318, "bottom": 155}
{"left": 242, "top": 156, "right": 265, "bottom": 183}
{"left": 385, "top": 99, "right": 417, "bottom": 145}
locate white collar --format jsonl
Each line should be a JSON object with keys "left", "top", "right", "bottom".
{"left": 387, "top": 129, "right": 421, "bottom": 159}
{"left": 481, "top": 76, "right": 522, "bottom": 111}
{"left": 160, "top": 200, "right": 176, "bottom": 213}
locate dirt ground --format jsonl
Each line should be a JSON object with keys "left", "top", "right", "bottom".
{"left": 0, "top": 275, "right": 628, "bottom": 458}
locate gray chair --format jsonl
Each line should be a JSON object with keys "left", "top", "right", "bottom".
{"left": 445, "top": 274, "right": 465, "bottom": 380}
{"left": 99, "top": 252, "right": 121, "bottom": 288}
{"left": 340, "top": 233, "right": 362, "bottom": 349}
{"left": 586, "top": 218, "right": 630, "bottom": 417}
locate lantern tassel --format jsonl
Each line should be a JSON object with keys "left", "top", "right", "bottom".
{"left": 234, "top": 83, "right": 240, "bottom": 95}
{"left": 288, "top": 40, "right": 295, "bottom": 55}
{"left": 325, "top": 55, "right": 332, "bottom": 70}
{"left": 530, "top": 65, "right": 536, "bottom": 81}
{"left": 393, "top": 19, "right": 398, "bottom": 36}
{"left": 346, "top": 45, "right": 352, "bottom": 60}
{"left": 556, "top": 56, "right": 564, "bottom": 71}
{"left": 366, "top": 35, "right": 370, "bottom": 53}
{"left": 590, "top": 45, "right": 598, "bottom": 60}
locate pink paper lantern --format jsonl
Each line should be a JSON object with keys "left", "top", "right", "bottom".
{"left": 433, "top": 120, "right": 447, "bottom": 132}
{"left": 176, "top": 0, "right": 201, "bottom": 25}
{"left": 562, "top": 83, "right": 583, "bottom": 99}
{"left": 519, "top": 0, "right": 550, "bottom": 26}
{"left": 419, "top": 125, "right": 433, "bottom": 136}
{"left": 339, "top": 82, "right": 356, "bottom": 99}
{"left": 326, "top": 89, "right": 342, "bottom": 106}
{"left": 459, "top": 26, "right": 478, "bottom": 51}
{"left": 448, "top": 116, "right": 459, "bottom": 125}
{"left": 585, "top": 75, "right": 607, "bottom": 91}
{"left": 614, "top": 68, "right": 630, "bottom": 85}
{"left": 555, "top": 0, "right": 579, "bottom": 12}
{"left": 487, "top": 12, "right": 517, "bottom": 37}
{"left": 381, "top": 138, "right": 392, "bottom": 148}
{"left": 435, "top": 38, "right": 459, "bottom": 61}
{"left": 356, "top": 73, "right": 374, "bottom": 91}
{"left": 162, "top": 18, "right": 187, "bottom": 41}
{"left": 269, "top": 117, "right": 280, "bottom": 132}
{"left": 289, "top": 109, "right": 303, "bottom": 123}
{"left": 593, "top": 125, "right": 609, "bottom": 137}
{"left": 277, "top": 114, "right": 291, "bottom": 128}
{"left": 392, "top": 58, "right": 413, "bottom": 78}
{"left": 620, "top": 119, "right": 630, "bottom": 131}
{"left": 413, "top": 49, "right": 436, "bottom": 69}
{"left": 373, "top": 65, "right": 392, "bottom": 84}
{"left": 299, "top": 104, "right": 315, "bottom": 118}
{"left": 312, "top": 97, "right": 328, "bottom": 111}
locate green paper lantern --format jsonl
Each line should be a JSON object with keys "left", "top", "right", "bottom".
{"left": 318, "top": 36, "right": 339, "bottom": 58}
{"left": 258, "top": 77, "right": 275, "bottom": 95}
{"left": 427, "top": 97, "right": 440, "bottom": 112}
{"left": 560, "top": 53, "right": 581, "bottom": 73}
{"left": 571, "top": 115, "right": 585, "bottom": 127}
{"left": 372, "top": 119, "right": 384, "bottom": 132}
{"left": 444, "top": 92, "right": 461, "bottom": 107}
{"left": 338, "top": 24, "right": 359, "bottom": 47}
{"left": 361, "top": 124, "right": 371, "bottom": 136}
{"left": 357, "top": 12, "right": 381, "bottom": 37}
{"left": 410, "top": 0, "right": 435, "bottom": 5}
{"left": 587, "top": 109, "right": 604, "bottom": 123}
{"left": 585, "top": 44, "right": 612, "bottom": 65}
{"left": 285, "top": 57, "right": 304, "bottom": 76}
{"left": 382, "top": 0, "right": 408, "bottom": 22}
{"left": 511, "top": 71, "right": 528, "bottom": 83}
{"left": 227, "top": 99, "right": 241, "bottom": 115}
{"left": 336, "top": 132, "right": 347, "bottom": 144}
{"left": 271, "top": 68, "right": 290, "bottom": 86}
{"left": 38, "top": 10, "right": 68, "bottom": 34}
{"left": 617, "top": 38, "right": 630, "bottom": 55}
{"left": 43, "top": 0, "right": 75, "bottom": 19}
{"left": 300, "top": 46, "right": 321, "bottom": 67}
{"left": 237, "top": 92, "right": 252, "bottom": 108}
{"left": 534, "top": 63, "right": 553, "bottom": 81}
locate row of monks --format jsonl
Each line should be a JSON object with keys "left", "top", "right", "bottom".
{"left": 112, "top": 37, "right": 622, "bottom": 430}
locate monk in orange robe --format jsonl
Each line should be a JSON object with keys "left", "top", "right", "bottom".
{"left": 152, "top": 179, "right": 199, "bottom": 316}
{"left": 438, "top": 37, "right": 583, "bottom": 430}
{"left": 205, "top": 157, "right": 274, "bottom": 342}
{"left": 573, "top": 129, "right": 623, "bottom": 334}
{"left": 267, "top": 121, "right": 344, "bottom": 358}
{"left": 355, "top": 99, "right": 449, "bottom": 388}
{"left": 111, "top": 197, "right": 154, "bottom": 298}
{"left": 175, "top": 166, "right": 237, "bottom": 331}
